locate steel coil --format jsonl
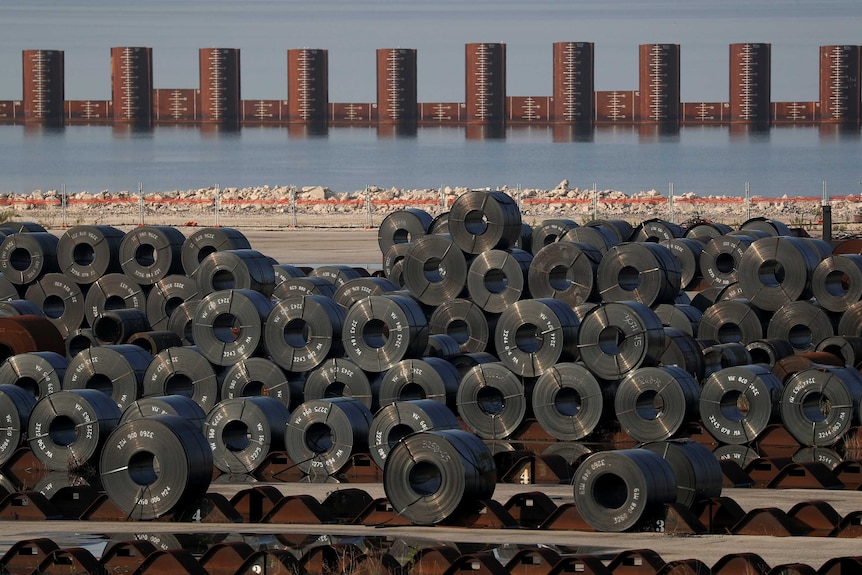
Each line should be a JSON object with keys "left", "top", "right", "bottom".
{"left": 531, "top": 362, "right": 610, "bottom": 441}
{"left": 0, "top": 232, "right": 60, "bottom": 285}
{"left": 127, "top": 330, "right": 183, "bottom": 355}
{"left": 614, "top": 366, "right": 700, "bottom": 443}
{"left": 771, "top": 352, "right": 845, "bottom": 383}
{"left": 466, "top": 249, "right": 532, "bottom": 313}
{"left": 402, "top": 234, "right": 468, "bottom": 306}
{"left": 737, "top": 237, "right": 821, "bottom": 311}
{"left": 660, "top": 238, "right": 705, "bottom": 290}
{"left": 342, "top": 295, "right": 429, "bottom": 372}
{"left": 2, "top": 222, "right": 46, "bottom": 233}
{"left": 495, "top": 298, "right": 580, "bottom": 377}
{"left": 597, "top": 243, "right": 681, "bottom": 306}
{"left": 166, "top": 300, "right": 200, "bottom": 346}
{"left": 585, "top": 219, "right": 634, "bottom": 244}
{"left": 766, "top": 300, "right": 837, "bottom": 353}
{"left": 0, "top": 350, "right": 67, "bottom": 399}
{"left": 192, "top": 289, "right": 273, "bottom": 366}
{"left": 531, "top": 219, "right": 579, "bottom": 255}
{"left": 219, "top": 357, "right": 293, "bottom": 407}
{"left": 698, "top": 299, "right": 768, "bottom": 345}
{"left": 57, "top": 225, "right": 124, "bottom": 285}
{"left": 333, "top": 277, "right": 399, "bottom": 310}
{"left": 684, "top": 221, "right": 732, "bottom": 239}
{"left": 23, "top": 273, "right": 86, "bottom": 339}
{"left": 745, "top": 338, "right": 796, "bottom": 367}
{"left": 264, "top": 295, "right": 345, "bottom": 372}
{"left": 781, "top": 366, "right": 862, "bottom": 446}
{"left": 145, "top": 274, "right": 199, "bottom": 332}
{"left": 653, "top": 304, "right": 701, "bottom": 337}
{"left": 65, "top": 328, "right": 95, "bottom": 358}
{"left": 181, "top": 226, "right": 251, "bottom": 276}
{"left": 577, "top": 302, "right": 666, "bottom": 380}
{"left": 428, "top": 211, "right": 449, "bottom": 235}
{"left": 195, "top": 249, "right": 277, "bottom": 298}
{"left": 699, "top": 364, "right": 783, "bottom": 444}
{"left": 527, "top": 241, "right": 601, "bottom": 308}
{"left": 700, "top": 234, "right": 754, "bottom": 287}
{"left": 117, "top": 225, "right": 185, "bottom": 285}
{"left": 273, "top": 276, "right": 338, "bottom": 300}
{"left": 83, "top": 273, "right": 146, "bottom": 326}
{"left": 816, "top": 335, "right": 862, "bottom": 368}
{"left": 28, "top": 388, "right": 122, "bottom": 471}
{"left": 447, "top": 190, "right": 522, "bottom": 254}
{"left": 456, "top": 362, "right": 527, "bottom": 439}
{"left": 740, "top": 217, "right": 792, "bottom": 237}
{"left": 658, "top": 328, "right": 705, "bottom": 380}
{"left": 449, "top": 352, "right": 498, "bottom": 376}
{"left": 425, "top": 333, "right": 461, "bottom": 359}
{"left": 632, "top": 218, "right": 684, "bottom": 243}
{"left": 100, "top": 415, "right": 212, "bottom": 519}
{"left": 382, "top": 243, "right": 411, "bottom": 282}
{"left": 0, "top": 273, "right": 19, "bottom": 302}
{"left": 142, "top": 346, "right": 221, "bottom": 413}
{"left": 378, "top": 357, "right": 461, "bottom": 409}
{"left": 792, "top": 447, "right": 844, "bottom": 470}
{"left": 35, "top": 470, "right": 97, "bottom": 501}
{"left": 368, "top": 399, "right": 459, "bottom": 469}
{"left": 712, "top": 444, "right": 761, "bottom": 468}
{"left": 542, "top": 441, "right": 593, "bottom": 466}
{"left": 272, "top": 263, "right": 306, "bottom": 285}
{"left": 428, "top": 298, "right": 493, "bottom": 354}
{"left": 702, "top": 342, "right": 753, "bottom": 379}
{"left": 304, "top": 357, "right": 378, "bottom": 410}
{"left": 0, "top": 314, "right": 65, "bottom": 358}
{"left": 559, "top": 226, "right": 618, "bottom": 255}
{"left": 63, "top": 344, "right": 152, "bottom": 412}
{"left": 383, "top": 429, "right": 496, "bottom": 525}
{"left": 204, "top": 396, "right": 291, "bottom": 473}
{"left": 308, "top": 265, "right": 366, "bottom": 289}
{"left": 0, "top": 384, "right": 36, "bottom": 465}
{"left": 811, "top": 254, "right": 862, "bottom": 313}
{"left": 641, "top": 439, "right": 723, "bottom": 508}
{"left": 92, "top": 309, "right": 152, "bottom": 345}
{"left": 573, "top": 448, "right": 677, "bottom": 532}
{"left": 119, "top": 395, "right": 207, "bottom": 429}
{"left": 285, "top": 397, "right": 373, "bottom": 476}
{"left": 378, "top": 209, "right": 433, "bottom": 254}
{"left": 689, "top": 287, "right": 722, "bottom": 313}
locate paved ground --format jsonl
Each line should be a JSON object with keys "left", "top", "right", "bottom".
{"left": 243, "top": 228, "right": 383, "bottom": 268}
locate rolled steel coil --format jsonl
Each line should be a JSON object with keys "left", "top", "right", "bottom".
{"left": 65, "top": 328, "right": 95, "bottom": 358}
{"left": 195, "top": 249, "right": 277, "bottom": 298}
{"left": 689, "top": 287, "right": 722, "bottom": 313}
{"left": 378, "top": 357, "right": 461, "bottom": 409}
{"left": 334, "top": 277, "right": 399, "bottom": 310}
{"left": 737, "top": 237, "right": 821, "bottom": 311}
{"left": 781, "top": 366, "right": 862, "bottom": 446}
{"left": 0, "top": 274, "right": 19, "bottom": 302}
{"left": 425, "top": 333, "right": 461, "bottom": 359}
{"left": 118, "top": 225, "right": 185, "bottom": 285}
{"left": 717, "top": 282, "right": 746, "bottom": 302}
{"left": 614, "top": 365, "right": 700, "bottom": 443}
{"left": 740, "top": 217, "right": 792, "bottom": 237}
{"left": 745, "top": 338, "right": 796, "bottom": 367}
{"left": 573, "top": 302, "right": 599, "bottom": 322}
{"left": 0, "top": 232, "right": 60, "bottom": 285}
{"left": 272, "top": 263, "right": 306, "bottom": 285}
{"left": 28, "top": 388, "right": 122, "bottom": 472}
{"left": 166, "top": 300, "right": 200, "bottom": 346}
{"left": 285, "top": 397, "right": 373, "bottom": 476}
{"left": 766, "top": 300, "right": 837, "bottom": 353}
{"left": 531, "top": 362, "right": 610, "bottom": 441}
{"left": 658, "top": 328, "right": 705, "bottom": 380}
{"left": 702, "top": 342, "right": 753, "bottom": 379}
{"left": 2, "top": 221, "right": 46, "bottom": 233}
{"left": 368, "top": 399, "right": 459, "bottom": 469}
{"left": 308, "top": 265, "right": 366, "bottom": 289}
{"left": 145, "top": 274, "right": 199, "bottom": 332}
{"left": 641, "top": 439, "right": 723, "bottom": 508}
{"left": 527, "top": 241, "right": 601, "bottom": 308}
{"left": 204, "top": 396, "right": 291, "bottom": 473}
{"left": 383, "top": 429, "right": 496, "bottom": 525}
{"left": 119, "top": 395, "right": 207, "bottom": 429}
{"left": 24, "top": 273, "right": 86, "bottom": 339}
{"left": 577, "top": 302, "right": 665, "bottom": 381}
{"left": 559, "top": 225, "right": 618, "bottom": 255}
{"left": 0, "top": 315, "right": 65, "bottom": 357}
{"left": 63, "top": 344, "right": 152, "bottom": 412}
{"left": 542, "top": 441, "right": 593, "bottom": 466}
{"left": 573, "top": 448, "right": 677, "bottom": 532}
{"left": 304, "top": 357, "right": 378, "bottom": 410}
{"left": 447, "top": 190, "right": 522, "bottom": 254}
{"left": 495, "top": 298, "right": 580, "bottom": 377}
{"left": 100, "top": 415, "right": 212, "bottom": 519}
{"left": 771, "top": 351, "right": 845, "bottom": 383}
{"left": 342, "top": 295, "right": 429, "bottom": 372}
{"left": 0, "top": 299, "right": 43, "bottom": 317}
{"left": 382, "top": 243, "right": 411, "bottom": 281}
{"left": 816, "top": 335, "right": 862, "bottom": 368}
{"left": 632, "top": 218, "right": 684, "bottom": 243}
{"left": 192, "top": 289, "right": 273, "bottom": 367}
{"left": 181, "top": 226, "right": 251, "bottom": 276}
{"left": 456, "top": 362, "right": 528, "bottom": 439}
{"left": 700, "top": 234, "right": 755, "bottom": 287}
{"left": 35, "top": 470, "right": 97, "bottom": 501}
{"left": 514, "top": 223, "right": 533, "bottom": 254}
{"left": 92, "top": 309, "right": 152, "bottom": 346}
{"left": 653, "top": 303, "right": 701, "bottom": 337}
{"left": 792, "top": 447, "right": 844, "bottom": 470}
{"left": 264, "top": 295, "right": 345, "bottom": 372}
{"left": 531, "top": 219, "right": 579, "bottom": 255}
{"left": 402, "top": 234, "right": 468, "bottom": 306}
{"left": 811, "top": 254, "right": 862, "bottom": 313}
{"left": 698, "top": 299, "right": 768, "bottom": 345}
{"left": 428, "top": 211, "right": 449, "bottom": 235}
{"left": 83, "top": 273, "right": 146, "bottom": 325}
{"left": 660, "top": 238, "right": 706, "bottom": 290}
{"left": 585, "top": 219, "right": 634, "bottom": 244}
{"left": 0, "top": 350, "right": 67, "bottom": 399}
{"left": 126, "top": 330, "right": 183, "bottom": 355}
{"left": 684, "top": 221, "right": 732, "bottom": 239}
{"left": 597, "top": 243, "right": 681, "bottom": 306}
{"left": 712, "top": 444, "right": 761, "bottom": 468}
{"left": 449, "top": 352, "right": 498, "bottom": 376}
{"left": 142, "top": 346, "right": 220, "bottom": 413}
{"left": 57, "top": 225, "right": 124, "bottom": 284}
{"left": 0, "top": 384, "right": 36, "bottom": 465}
{"left": 466, "top": 249, "right": 532, "bottom": 313}
{"left": 428, "top": 298, "right": 493, "bottom": 354}
{"left": 273, "top": 276, "right": 338, "bottom": 300}
{"left": 699, "top": 364, "right": 783, "bottom": 444}
{"left": 219, "top": 357, "right": 293, "bottom": 408}
{"left": 378, "top": 209, "right": 432, "bottom": 254}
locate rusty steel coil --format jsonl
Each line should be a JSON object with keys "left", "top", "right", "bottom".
{"left": 577, "top": 302, "right": 665, "bottom": 381}
{"left": 83, "top": 273, "right": 146, "bottom": 325}
{"left": 781, "top": 366, "right": 862, "bottom": 446}
{"left": 658, "top": 328, "right": 705, "bottom": 381}
{"left": 368, "top": 399, "right": 460, "bottom": 469}
{"left": 181, "top": 226, "right": 251, "bottom": 276}
{"left": 699, "top": 364, "right": 783, "bottom": 445}
{"left": 285, "top": 397, "right": 373, "bottom": 476}
{"left": 527, "top": 241, "right": 601, "bottom": 308}
{"left": 614, "top": 365, "right": 700, "bottom": 443}
{"left": 447, "top": 190, "right": 522, "bottom": 255}
{"left": 92, "top": 308, "right": 152, "bottom": 346}
{"left": 273, "top": 276, "right": 338, "bottom": 300}
{"left": 632, "top": 218, "right": 684, "bottom": 243}
{"left": 378, "top": 357, "right": 461, "bottom": 409}
{"left": 573, "top": 448, "right": 677, "bottom": 532}
{"left": 264, "top": 295, "right": 345, "bottom": 373}
{"left": 383, "top": 429, "right": 496, "bottom": 525}
{"left": 145, "top": 274, "right": 199, "bottom": 332}
{"left": 700, "top": 234, "right": 755, "bottom": 287}
{"left": 641, "top": 439, "right": 722, "bottom": 508}
{"left": 466, "top": 249, "right": 532, "bottom": 313}
{"left": 192, "top": 289, "right": 273, "bottom": 367}
{"left": 585, "top": 219, "right": 634, "bottom": 244}
{"left": 745, "top": 338, "right": 796, "bottom": 367}
{"left": 0, "top": 232, "right": 60, "bottom": 285}
{"left": 100, "top": 415, "right": 212, "bottom": 520}
{"left": 811, "top": 254, "right": 862, "bottom": 313}
{"left": 119, "top": 395, "right": 207, "bottom": 430}
{"left": 204, "top": 396, "right": 291, "bottom": 474}
{"left": 28, "top": 388, "right": 122, "bottom": 472}
{"left": 402, "top": 234, "right": 469, "bottom": 306}
{"left": 63, "top": 344, "right": 152, "bottom": 412}
{"left": 126, "top": 330, "right": 183, "bottom": 355}
{"left": 166, "top": 300, "right": 200, "bottom": 346}
{"left": 531, "top": 219, "right": 579, "bottom": 255}
{"left": 531, "top": 362, "right": 611, "bottom": 441}
{"left": 559, "top": 225, "right": 619, "bottom": 255}
{"left": 816, "top": 335, "right": 862, "bottom": 368}
{"left": 428, "top": 298, "right": 493, "bottom": 355}
{"left": 425, "top": 333, "right": 461, "bottom": 359}
{"left": 142, "top": 346, "right": 220, "bottom": 413}
{"left": 0, "top": 350, "right": 67, "bottom": 399}
{"left": 771, "top": 351, "right": 845, "bottom": 384}
{"left": 698, "top": 299, "right": 768, "bottom": 345}
{"left": 378, "top": 208, "right": 433, "bottom": 254}
{"left": 597, "top": 243, "right": 681, "bottom": 306}
{"left": 495, "top": 298, "right": 579, "bottom": 377}
{"left": 0, "top": 384, "right": 36, "bottom": 465}
{"left": 303, "top": 357, "right": 379, "bottom": 411}
{"left": 0, "top": 314, "right": 65, "bottom": 358}
{"left": 702, "top": 342, "right": 753, "bottom": 379}
{"left": 660, "top": 237, "right": 706, "bottom": 290}
{"left": 118, "top": 225, "right": 186, "bottom": 285}
{"left": 333, "top": 277, "right": 399, "bottom": 310}
{"left": 766, "top": 300, "right": 838, "bottom": 353}
{"left": 219, "top": 357, "right": 293, "bottom": 408}
{"left": 740, "top": 217, "right": 792, "bottom": 237}
{"left": 382, "top": 243, "right": 411, "bottom": 282}
{"left": 65, "top": 328, "right": 95, "bottom": 358}
{"left": 308, "top": 265, "right": 367, "bottom": 289}
{"left": 57, "top": 225, "right": 124, "bottom": 285}
{"left": 684, "top": 221, "right": 733, "bottom": 240}
{"left": 24, "top": 273, "right": 86, "bottom": 339}
{"left": 342, "top": 295, "right": 429, "bottom": 372}
{"left": 653, "top": 303, "right": 701, "bottom": 337}
{"left": 195, "top": 249, "right": 277, "bottom": 298}
{"left": 456, "top": 362, "right": 528, "bottom": 440}
{"left": 737, "top": 237, "right": 822, "bottom": 312}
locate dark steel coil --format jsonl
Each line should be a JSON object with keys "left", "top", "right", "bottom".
{"left": 272, "top": 263, "right": 306, "bottom": 286}
{"left": 28, "top": 388, "right": 122, "bottom": 471}
{"left": 597, "top": 242, "right": 681, "bottom": 306}
{"left": 368, "top": 399, "right": 459, "bottom": 469}
{"left": 119, "top": 395, "right": 207, "bottom": 429}
{"left": 378, "top": 209, "right": 433, "bottom": 254}
{"left": 456, "top": 362, "right": 528, "bottom": 439}
{"left": 428, "top": 211, "right": 450, "bottom": 235}
{"left": 145, "top": 274, "right": 199, "bottom": 332}
{"left": 192, "top": 289, "right": 273, "bottom": 367}
{"left": 559, "top": 225, "right": 618, "bottom": 254}
{"left": 219, "top": 357, "right": 292, "bottom": 408}
{"left": 382, "top": 243, "right": 411, "bottom": 281}
{"left": 531, "top": 219, "right": 579, "bottom": 255}
{"left": 699, "top": 364, "right": 783, "bottom": 444}
{"left": 573, "top": 448, "right": 677, "bottom": 532}
{"left": 2, "top": 221, "right": 46, "bottom": 233}
{"left": 585, "top": 219, "right": 634, "bottom": 244}
{"left": 273, "top": 276, "right": 338, "bottom": 300}
{"left": 334, "top": 277, "right": 399, "bottom": 310}
{"left": 83, "top": 273, "right": 146, "bottom": 326}
{"left": 0, "top": 314, "right": 65, "bottom": 358}
{"left": 308, "top": 265, "right": 366, "bottom": 289}
{"left": 118, "top": 225, "right": 185, "bottom": 285}
{"left": 816, "top": 335, "right": 862, "bottom": 368}
{"left": 700, "top": 234, "right": 755, "bottom": 287}
{"left": 542, "top": 441, "right": 593, "bottom": 467}
{"left": 447, "top": 190, "right": 522, "bottom": 254}
{"left": 792, "top": 446, "right": 844, "bottom": 470}
{"left": 745, "top": 338, "right": 796, "bottom": 367}
{"left": 712, "top": 444, "right": 761, "bottom": 468}
{"left": 57, "top": 225, "right": 124, "bottom": 284}
{"left": 63, "top": 344, "right": 152, "bottom": 412}
{"left": 100, "top": 415, "right": 212, "bottom": 519}
{"left": 573, "top": 302, "right": 599, "bottom": 322}
{"left": 204, "top": 396, "right": 291, "bottom": 473}
{"left": 495, "top": 298, "right": 580, "bottom": 377}
{"left": 304, "top": 357, "right": 378, "bottom": 411}
{"left": 92, "top": 309, "right": 152, "bottom": 346}
{"left": 811, "top": 254, "right": 862, "bottom": 313}
{"left": 614, "top": 365, "right": 700, "bottom": 443}
{"left": 577, "top": 302, "right": 666, "bottom": 381}
{"left": 781, "top": 366, "right": 862, "bottom": 446}
{"left": 660, "top": 237, "right": 706, "bottom": 290}
{"left": 166, "top": 300, "right": 200, "bottom": 346}
{"left": 689, "top": 287, "right": 722, "bottom": 313}
{"left": 531, "top": 362, "right": 610, "bottom": 441}
{"left": 740, "top": 217, "right": 792, "bottom": 237}
{"left": 466, "top": 249, "right": 532, "bottom": 313}
{"left": 342, "top": 295, "right": 429, "bottom": 372}
{"left": 767, "top": 300, "right": 838, "bottom": 353}
{"left": 527, "top": 241, "right": 601, "bottom": 308}
{"left": 0, "top": 350, "right": 67, "bottom": 399}
{"left": 771, "top": 351, "right": 845, "bottom": 383}
{"left": 0, "top": 273, "right": 19, "bottom": 302}
{"left": 378, "top": 357, "right": 461, "bottom": 409}
{"left": 702, "top": 342, "right": 753, "bottom": 379}
{"left": 383, "top": 429, "right": 496, "bottom": 525}
{"left": 35, "top": 470, "right": 98, "bottom": 501}
{"left": 514, "top": 222, "right": 533, "bottom": 254}
{"left": 264, "top": 295, "right": 345, "bottom": 372}
{"left": 402, "top": 234, "right": 468, "bottom": 306}
{"left": 24, "top": 273, "right": 86, "bottom": 339}
{"left": 388, "top": 261, "right": 406, "bottom": 289}
{"left": 0, "top": 384, "right": 36, "bottom": 465}
{"left": 658, "top": 327, "right": 705, "bottom": 380}
{"left": 195, "top": 249, "right": 277, "bottom": 297}
{"left": 0, "top": 232, "right": 60, "bottom": 285}
{"left": 632, "top": 218, "right": 684, "bottom": 243}
{"left": 684, "top": 221, "right": 732, "bottom": 239}
{"left": 641, "top": 439, "right": 723, "bottom": 508}
{"left": 717, "top": 282, "right": 746, "bottom": 301}
{"left": 428, "top": 298, "right": 493, "bottom": 354}
{"left": 653, "top": 303, "right": 701, "bottom": 337}
{"left": 181, "top": 226, "right": 251, "bottom": 276}
{"left": 142, "top": 346, "right": 220, "bottom": 413}
{"left": 698, "top": 299, "right": 768, "bottom": 345}
{"left": 737, "top": 237, "right": 821, "bottom": 312}
{"left": 65, "top": 328, "right": 95, "bottom": 358}
{"left": 425, "top": 333, "right": 461, "bottom": 359}
{"left": 285, "top": 397, "right": 373, "bottom": 476}
{"left": 449, "top": 352, "right": 498, "bottom": 376}
{"left": 126, "top": 330, "right": 183, "bottom": 355}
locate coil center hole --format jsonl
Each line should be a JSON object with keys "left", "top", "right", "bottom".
{"left": 824, "top": 270, "right": 850, "bottom": 297}
{"left": 758, "top": 259, "right": 785, "bottom": 287}
{"left": 165, "top": 296, "right": 184, "bottom": 317}
{"left": 16, "top": 376, "right": 40, "bottom": 399}
{"left": 165, "top": 373, "right": 193, "bottom": 397}
{"left": 635, "top": 390, "right": 664, "bottom": 420}
{"left": 49, "top": 415, "right": 78, "bottom": 447}
{"left": 554, "top": 387, "right": 582, "bottom": 417}
{"left": 464, "top": 210, "right": 489, "bottom": 236}
{"left": 717, "top": 323, "right": 742, "bottom": 344}
{"left": 409, "top": 460, "right": 442, "bottom": 496}
{"left": 214, "top": 313, "right": 241, "bottom": 343}
{"left": 715, "top": 252, "right": 736, "bottom": 274}
{"left": 93, "top": 316, "right": 122, "bottom": 343}
{"left": 362, "top": 319, "right": 390, "bottom": 349}
{"left": 284, "top": 318, "right": 311, "bottom": 348}
{"left": 617, "top": 265, "right": 641, "bottom": 291}
{"left": 72, "top": 243, "right": 95, "bottom": 266}
{"left": 9, "top": 248, "right": 31, "bottom": 272}
{"left": 324, "top": 381, "right": 351, "bottom": 398}
{"left": 67, "top": 335, "right": 91, "bottom": 358}
{"left": 212, "top": 270, "right": 237, "bottom": 291}
{"left": 43, "top": 295, "right": 66, "bottom": 319}
{"left": 788, "top": 324, "right": 813, "bottom": 350}
{"left": 197, "top": 247, "right": 218, "bottom": 267}
{"left": 134, "top": 244, "right": 156, "bottom": 268}
{"left": 592, "top": 472, "right": 628, "bottom": 510}
{"left": 423, "top": 257, "right": 445, "bottom": 283}
{"left": 720, "top": 390, "right": 750, "bottom": 421}
{"left": 483, "top": 268, "right": 509, "bottom": 294}
{"left": 387, "top": 424, "right": 414, "bottom": 449}
{"left": 802, "top": 391, "right": 831, "bottom": 423}
{"left": 515, "top": 323, "right": 542, "bottom": 354}
{"left": 399, "top": 382, "right": 426, "bottom": 401}
{"left": 598, "top": 326, "right": 624, "bottom": 355}
{"left": 104, "top": 295, "right": 127, "bottom": 311}
{"left": 393, "top": 229, "right": 411, "bottom": 244}
{"left": 128, "top": 450, "right": 160, "bottom": 486}
{"left": 0, "top": 344, "right": 13, "bottom": 362}
{"left": 86, "top": 373, "right": 114, "bottom": 395}
{"left": 223, "top": 420, "right": 251, "bottom": 452}
{"left": 306, "top": 422, "right": 334, "bottom": 453}
{"left": 445, "top": 319, "right": 469, "bottom": 344}
{"left": 548, "top": 264, "right": 575, "bottom": 291}
{"left": 477, "top": 386, "right": 505, "bottom": 415}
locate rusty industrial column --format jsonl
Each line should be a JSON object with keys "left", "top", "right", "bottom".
{"left": 729, "top": 43, "right": 771, "bottom": 124}
{"left": 465, "top": 43, "right": 506, "bottom": 123}
{"left": 288, "top": 48, "right": 328, "bottom": 124}
{"left": 111, "top": 47, "right": 153, "bottom": 124}
{"left": 22, "top": 50, "right": 64, "bottom": 123}
{"left": 820, "top": 45, "right": 861, "bottom": 124}
{"left": 199, "top": 48, "right": 241, "bottom": 123}
{"left": 638, "top": 44, "right": 680, "bottom": 124}
{"left": 553, "top": 42, "right": 594, "bottom": 124}
{"left": 376, "top": 48, "right": 417, "bottom": 125}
